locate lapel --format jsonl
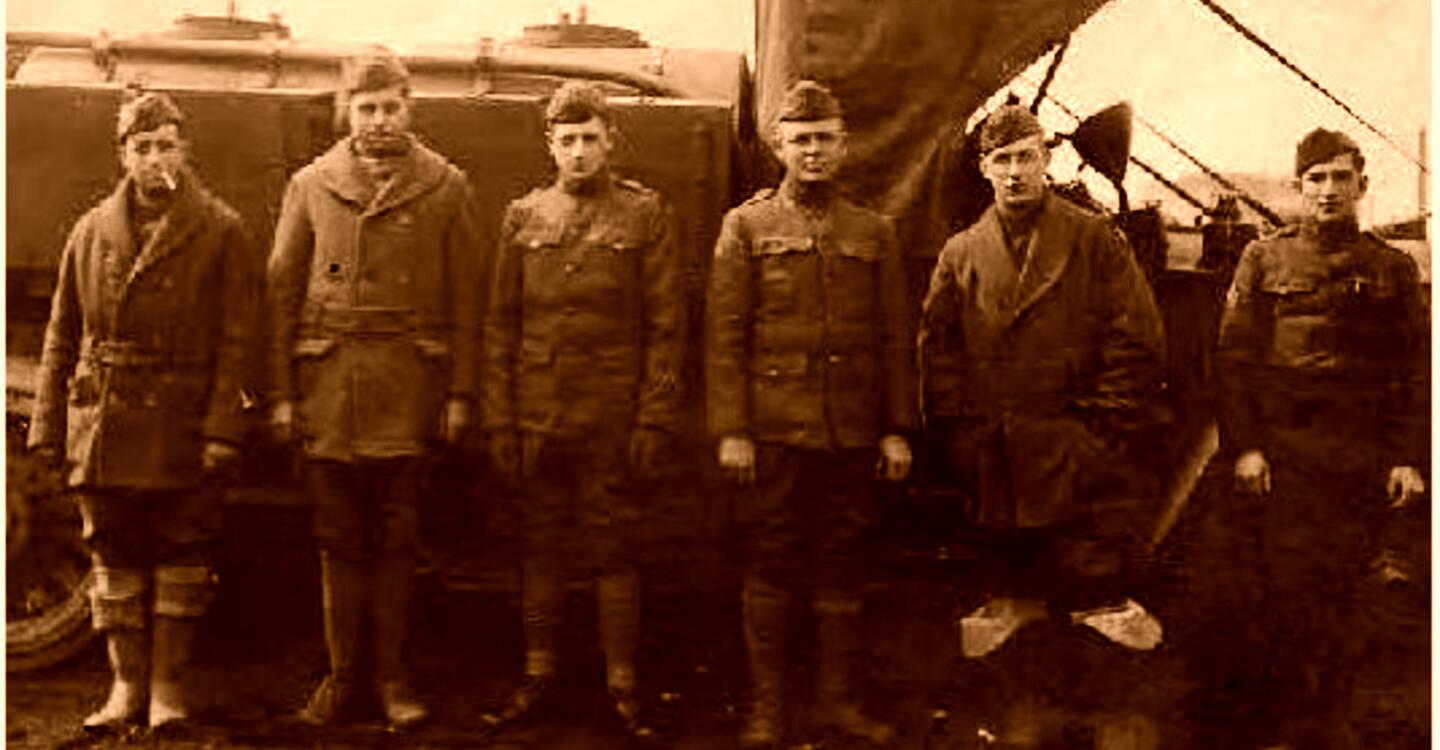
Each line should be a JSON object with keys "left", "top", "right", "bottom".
{"left": 94, "top": 179, "right": 137, "bottom": 303}
{"left": 965, "top": 207, "right": 1022, "bottom": 324}
{"left": 1008, "top": 194, "right": 1074, "bottom": 322}
{"left": 315, "top": 137, "right": 447, "bottom": 217}
{"left": 125, "top": 173, "right": 206, "bottom": 289}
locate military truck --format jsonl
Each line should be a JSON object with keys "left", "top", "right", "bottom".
{"left": 7, "top": 0, "right": 1228, "bottom": 671}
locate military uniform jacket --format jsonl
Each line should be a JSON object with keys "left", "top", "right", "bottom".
{"left": 1216, "top": 222, "right": 1428, "bottom": 478}
{"left": 28, "top": 173, "right": 259, "bottom": 489}
{"left": 484, "top": 175, "right": 684, "bottom": 439}
{"left": 267, "top": 138, "right": 481, "bottom": 461}
{"left": 706, "top": 184, "right": 917, "bottom": 450}
{"left": 919, "top": 194, "right": 1165, "bottom": 528}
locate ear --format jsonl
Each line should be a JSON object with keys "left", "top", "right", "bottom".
{"left": 1289, "top": 176, "right": 1302, "bottom": 194}
{"left": 1357, "top": 173, "right": 1369, "bottom": 198}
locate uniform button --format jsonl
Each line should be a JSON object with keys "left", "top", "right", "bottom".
{"left": 565, "top": 263, "right": 578, "bottom": 274}
{"left": 162, "top": 276, "right": 174, "bottom": 289}
{"left": 529, "top": 240, "right": 542, "bottom": 249}
{"left": 827, "top": 354, "right": 841, "bottom": 364}
{"left": 766, "top": 367, "right": 780, "bottom": 376}
{"left": 143, "top": 393, "right": 158, "bottom": 408}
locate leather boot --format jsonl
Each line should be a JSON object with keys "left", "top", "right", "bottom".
{"left": 84, "top": 628, "right": 150, "bottom": 732}
{"left": 373, "top": 554, "right": 427, "bottom": 730}
{"left": 816, "top": 591, "right": 894, "bottom": 746}
{"left": 740, "top": 579, "right": 788, "bottom": 748}
{"left": 148, "top": 616, "right": 199, "bottom": 728}
{"left": 299, "top": 552, "right": 366, "bottom": 725}
{"left": 483, "top": 561, "right": 563, "bottom": 730}
{"left": 599, "top": 570, "right": 655, "bottom": 740}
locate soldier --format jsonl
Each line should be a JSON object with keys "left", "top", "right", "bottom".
{"left": 266, "top": 52, "right": 480, "bottom": 730}
{"left": 917, "top": 105, "right": 1166, "bottom": 737}
{"left": 707, "top": 80, "right": 915, "bottom": 748}
{"left": 1210, "top": 129, "right": 1427, "bottom": 749}
{"left": 482, "top": 81, "right": 684, "bottom": 740}
{"left": 27, "top": 92, "right": 258, "bottom": 731}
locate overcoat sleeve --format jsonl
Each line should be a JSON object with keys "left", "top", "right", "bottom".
{"left": 482, "top": 204, "right": 524, "bottom": 433}
{"left": 1215, "top": 241, "right": 1270, "bottom": 456}
{"left": 202, "top": 218, "right": 262, "bottom": 445}
{"left": 444, "top": 178, "right": 483, "bottom": 402}
{"left": 1382, "top": 253, "right": 1429, "bottom": 469}
{"left": 637, "top": 198, "right": 686, "bottom": 433}
{"left": 28, "top": 220, "right": 85, "bottom": 450}
{"left": 877, "top": 221, "right": 918, "bottom": 434}
{"left": 265, "top": 176, "right": 316, "bottom": 404}
{"left": 1079, "top": 226, "right": 1166, "bottom": 428}
{"left": 705, "top": 209, "right": 753, "bottom": 439}
{"left": 917, "top": 246, "right": 965, "bottom": 423}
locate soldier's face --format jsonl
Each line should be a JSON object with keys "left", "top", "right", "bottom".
{"left": 120, "top": 123, "right": 185, "bottom": 202}
{"left": 548, "top": 117, "right": 615, "bottom": 184}
{"left": 982, "top": 135, "right": 1050, "bottom": 212}
{"left": 347, "top": 85, "right": 412, "bottom": 138}
{"left": 774, "top": 119, "right": 846, "bottom": 183}
{"left": 1297, "top": 153, "right": 1367, "bottom": 225}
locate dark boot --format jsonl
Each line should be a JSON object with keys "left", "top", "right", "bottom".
{"left": 298, "top": 553, "right": 366, "bottom": 726}
{"left": 599, "top": 570, "right": 656, "bottom": 741}
{"left": 373, "top": 554, "right": 427, "bottom": 730}
{"left": 84, "top": 628, "right": 150, "bottom": 732}
{"left": 816, "top": 591, "right": 895, "bottom": 746}
{"left": 482, "top": 562, "right": 563, "bottom": 730}
{"left": 740, "top": 579, "right": 788, "bottom": 748}
{"left": 148, "top": 616, "right": 200, "bottom": 728}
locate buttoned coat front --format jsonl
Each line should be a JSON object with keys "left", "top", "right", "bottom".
{"left": 266, "top": 138, "right": 481, "bottom": 460}
{"left": 919, "top": 194, "right": 1165, "bottom": 529}
{"left": 484, "top": 175, "right": 684, "bottom": 440}
{"left": 28, "top": 173, "right": 258, "bottom": 489}
{"left": 706, "top": 187, "right": 917, "bottom": 450}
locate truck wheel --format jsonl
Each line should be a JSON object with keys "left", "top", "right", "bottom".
{"left": 6, "top": 412, "right": 95, "bottom": 672}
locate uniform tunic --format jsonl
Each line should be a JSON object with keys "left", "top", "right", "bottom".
{"left": 706, "top": 183, "right": 916, "bottom": 588}
{"left": 1208, "top": 220, "right": 1428, "bottom": 746}
{"left": 485, "top": 174, "right": 684, "bottom": 565}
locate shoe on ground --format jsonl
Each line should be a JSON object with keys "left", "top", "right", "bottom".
{"left": 1069, "top": 598, "right": 1163, "bottom": 651}
{"left": 480, "top": 673, "right": 557, "bottom": 730}
{"left": 818, "top": 702, "right": 896, "bottom": 746}
{"left": 379, "top": 680, "right": 428, "bottom": 731}
{"left": 296, "top": 675, "right": 358, "bottom": 726}
{"left": 83, "top": 679, "right": 148, "bottom": 733}
{"left": 959, "top": 597, "right": 1048, "bottom": 658}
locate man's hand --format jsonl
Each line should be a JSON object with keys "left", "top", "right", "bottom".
{"left": 202, "top": 441, "right": 241, "bottom": 474}
{"left": 270, "top": 400, "right": 296, "bottom": 445}
{"left": 630, "top": 427, "right": 671, "bottom": 477}
{"left": 1234, "top": 450, "right": 1271, "bottom": 496}
{"left": 440, "top": 398, "right": 472, "bottom": 446}
{"left": 1386, "top": 465, "right": 1425, "bottom": 509}
{"left": 877, "top": 434, "right": 912, "bottom": 482}
{"left": 490, "top": 430, "right": 520, "bottom": 479}
{"left": 718, "top": 436, "right": 756, "bottom": 485}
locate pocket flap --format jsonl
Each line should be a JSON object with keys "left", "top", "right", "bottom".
{"left": 293, "top": 338, "right": 337, "bottom": 358}
{"left": 756, "top": 351, "right": 809, "bottom": 378}
{"left": 413, "top": 338, "right": 451, "bottom": 359}
{"left": 756, "top": 237, "right": 813, "bottom": 257}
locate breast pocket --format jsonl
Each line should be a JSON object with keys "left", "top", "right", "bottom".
{"left": 756, "top": 237, "right": 813, "bottom": 312}
{"left": 829, "top": 240, "right": 880, "bottom": 321}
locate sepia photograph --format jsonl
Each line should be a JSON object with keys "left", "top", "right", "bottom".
{"left": 4, "top": 0, "right": 1430, "bottom": 748}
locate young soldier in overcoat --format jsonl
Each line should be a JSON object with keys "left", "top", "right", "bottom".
{"left": 27, "top": 92, "right": 259, "bottom": 731}
{"left": 707, "top": 80, "right": 916, "bottom": 747}
{"left": 918, "top": 105, "right": 1167, "bottom": 739}
{"left": 266, "top": 52, "right": 481, "bottom": 729}
{"left": 1208, "top": 129, "right": 1427, "bottom": 749}
{"left": 482, "top": 81, "right": 684, "bottom": 740}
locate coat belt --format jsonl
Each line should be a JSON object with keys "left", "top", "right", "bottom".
{"left": 81, "top": 340, "right": 207, "bottom": 368}
{"left": 311, "top": 306, "right": 421, "bottom": 336}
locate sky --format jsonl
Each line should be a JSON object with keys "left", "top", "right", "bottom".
{"left": 6, "top": 0, "right": 1430, "bottom": 223}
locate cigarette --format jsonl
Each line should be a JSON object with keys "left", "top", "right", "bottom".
{"left": 160, "top": 171, "right": 177, "bottom": 191}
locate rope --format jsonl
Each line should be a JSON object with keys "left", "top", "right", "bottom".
{"left": 1030, "top": 39, "right": 1070, "bottom": 115}
{"left": 1194, "top": 0, "right": 1427, "bottom": 173}
{"left": 1131, "top": 112, "right": 1284, "bottom": 225}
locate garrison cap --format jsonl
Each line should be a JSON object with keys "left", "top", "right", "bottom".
{"left": 1295, "top": 128, "right": 1362, "bottom": 176}
{"left": 116, "top": 92, "right": 185, "bottom": 143}
{"left": 545, "top": 80, "right": 611, "bottom": 126}
{"left": 979, "top": 105, "right": 1045, "bottom": 155}
{"left": 340, "top": 50, "right": 410, "bottom": 95}
{"left": 777, "top": 80, "right": 843, "bottom": 123}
